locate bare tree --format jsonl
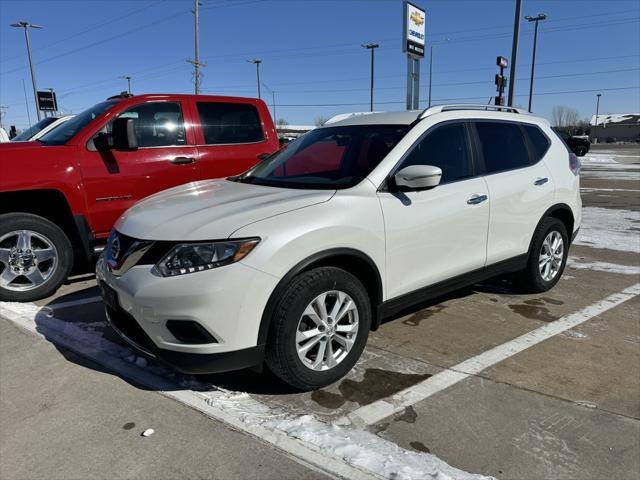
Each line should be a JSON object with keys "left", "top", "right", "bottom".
{"left": 552, "top": 106, "right": 582, "bottom": 134}
{"left": 276, "top": 118, "right": 289, "bottom": 127}
{"left": 314, "top": 116, "right": 329, "bottom": 127}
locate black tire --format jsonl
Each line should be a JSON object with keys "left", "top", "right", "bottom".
{"left": 265, "top": 267, "right": 371, "bottom": 390}
{"left": 517, "top": 217, "right": 568, "bottom": 293}
{"left": 0, "top": 213, "right": 73, "bottom": 302}
{"left": 576, "top": 146, "right": 588, "bottom": 157}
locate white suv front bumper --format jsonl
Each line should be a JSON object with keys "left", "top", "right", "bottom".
{"left": 96, "top": 255, "right": 279, "bottom": 374}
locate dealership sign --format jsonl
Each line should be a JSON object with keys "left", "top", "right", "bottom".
{"left": 403, "top": 1, "right": 426, "bottom": 58}
{"left": 36, "top": 90, "right": 58, "bottom": 111}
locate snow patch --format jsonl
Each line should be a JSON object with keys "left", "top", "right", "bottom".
{"left": 575, "top": 207, "right": 640, "bottom": 253}
{"left": 567, "top": 258, "right": 640, "bottom": 275}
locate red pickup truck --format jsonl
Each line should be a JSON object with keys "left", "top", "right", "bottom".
{"left": 0, "top": 93, "right": 279, "bottom": 301}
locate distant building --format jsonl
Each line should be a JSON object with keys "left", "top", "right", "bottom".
{"left": 589, "top": 113, "right": 640, "bottom": 142}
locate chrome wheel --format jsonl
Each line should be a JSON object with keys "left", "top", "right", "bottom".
{"left": 0, "top": 230, "right": 58, "bottom": 292}
{"left": 538, "top": 230, "right": 564, "bottom": 282}
{"left": 296, "top": 290, "right": 359, "bottom": 372}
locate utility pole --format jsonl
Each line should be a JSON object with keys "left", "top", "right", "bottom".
{"left": 428, "top": 46, "right": 433, "bottom": 108}
{"left": 262, "top": 83, "right": 276, "bottom": 124}
{"left": 11, "top": 21, "right": 43, "bottom": 121}
{"left": 248, "top": 59, "right": 262, "bottom": 99}
{"left": 121, "top": 75, "right": 132, "bottom": 94}
{"left": 362, "top": 43, "right": 379, "bottom": 112}
{"left": 593, "top": 93, "right": 602, "bottom": 144}
{"left": 187, "top": 0, "right": 205, "bottom": 94}
{"left": 21, "top": 79, "right": 31, "bottom": 127}
{"left": 525, "top": 13, "right": 546, "bottom": 112}
{"left": 507, "top": 0, "right": 522, "bottom": 106}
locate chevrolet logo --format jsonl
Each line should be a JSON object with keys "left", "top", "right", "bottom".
{"left": 410, "top": 11, "right": 425, "bottom": 26}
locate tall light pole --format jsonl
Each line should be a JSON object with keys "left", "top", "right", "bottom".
{"left": 594, "top": 93, "right": 602, "bottom": 143}
{"left": 427, "top": 38, "right": 449, "bottom": 108}
{"left": 11, "top": 21, "right": 43, "bottom": 121}
{"left": 187, "top": 0, "right": 205, "bottom": 94}
{"left": 361, "top": 43, "right": 379, "bottom": 112}
{"left": 121, "top": 75, "right": 132, "bottom": 94}
{"left": 525, "top": 13, "right": 546, "bottom": 112}
{"left": 507, "top": 0, "right": 522, "bottom": 106}
{"left": 248, "top": 59, "right": 262, "bottom": 99}
{"left": 262, "top": 83, "right": 276, "bottom": 124}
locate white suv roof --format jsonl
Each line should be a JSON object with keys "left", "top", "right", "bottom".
{"left": 326, "top": 104, "right": 531, "bottom": 127}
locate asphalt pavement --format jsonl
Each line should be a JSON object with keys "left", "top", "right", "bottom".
{"left": 1, "top": 144, "right": 639, "bottom": 480}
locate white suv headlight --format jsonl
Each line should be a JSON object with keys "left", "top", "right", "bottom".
{"left": 154, "top": 238, "right": 260, "bottom": 277}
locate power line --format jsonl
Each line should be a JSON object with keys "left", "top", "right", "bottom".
{"left": 270, "top": 86, "right": 639, "bottom": 107}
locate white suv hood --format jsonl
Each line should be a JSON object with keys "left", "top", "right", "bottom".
{"left": 115, "top": 179, "right": 334, "bottom": 241}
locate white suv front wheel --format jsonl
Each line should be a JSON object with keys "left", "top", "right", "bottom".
{"left": 265, "top": 267, "right": 371, "bottom": 390}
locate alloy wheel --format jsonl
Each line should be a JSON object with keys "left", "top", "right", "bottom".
{"left": 296, "top": 290, "right": 359, "bottom": 371}
{"left": 538, "top": 230, "right": 564, "bottom": 282}
{"left": 0, "top": 230, "right": 58, "bottom": 291}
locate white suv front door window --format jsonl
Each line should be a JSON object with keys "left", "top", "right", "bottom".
{"left": 474, "top": 121, "right": 554, "bottom": 264}
{"left": 379, "top": 122, "right": 490, "bottom": 298}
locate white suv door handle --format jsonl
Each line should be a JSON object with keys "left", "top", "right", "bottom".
{"left": 534, "top": 177, "right": 549, "bottom": 186}
{"left": 467, "top": 194, "right": 488, "bottom": 205}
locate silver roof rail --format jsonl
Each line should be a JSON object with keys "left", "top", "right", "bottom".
{"left": 418, "top": 104, "right": 529, "bottom": 120}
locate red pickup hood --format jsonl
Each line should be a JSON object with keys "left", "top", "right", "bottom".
{"left": 0, "top": 142, "right": 78, "bottom": 189}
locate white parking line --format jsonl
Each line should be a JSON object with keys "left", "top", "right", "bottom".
{"left": 0, "top": 301, "right": 490, "bottom": 480}
{"left": 41, "top": 295, "right": 103, "bottom": 312}
{"left": 341, "top": 283, "right": 640, "bottom": 427}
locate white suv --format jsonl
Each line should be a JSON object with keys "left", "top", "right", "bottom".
{"left": 97, "top": 105, "right": 581, "bottom": 390}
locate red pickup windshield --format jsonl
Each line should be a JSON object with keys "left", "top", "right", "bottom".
{"left": 38, "top": 100, "right": 117, "bottom": 146}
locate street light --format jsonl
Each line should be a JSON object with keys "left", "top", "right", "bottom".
{"left": 525, "top": 13, "right": 547, "bottom": 112}
{"left": 121, "top": 75, "right": 132, "bottom": 94}
{"left": 248, "top": 59, "right": 262, "bottom": 99}
{"left": 11, "top": 21, "right": 43, "bottom": 121}
{"left": 262, "top": 82, "right": 277, "bottom": 125}
{"left": 594, "top": 93, "right": 602, "bottom": 143}
{"left": 361, "top": 43, "right": 379, "bottom": 112}
{"left": 427, "top": 38, "right": 449, "bottom": 108}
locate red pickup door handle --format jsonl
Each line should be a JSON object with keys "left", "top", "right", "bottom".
{"left": 170, "top": 156, "right": 196, "bottom": 165}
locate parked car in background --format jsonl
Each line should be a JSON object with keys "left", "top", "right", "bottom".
{"left": 11, "top": 115, "right": 75, "bottom": 142}
{"left": 0, "top": 93, "right": 279, "bottom": 301}
{"left": 554, "top": 129, "right": 590, "bottom": 156}
{"left": 97, "top": 104, "right": 581, "bottom": 389}
{"left": 0, "top": 127, "right": 9, "bottom": 143}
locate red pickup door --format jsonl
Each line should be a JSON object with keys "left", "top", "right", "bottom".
{"left": 0, "top": 93, "right": 280, "bottom": 301}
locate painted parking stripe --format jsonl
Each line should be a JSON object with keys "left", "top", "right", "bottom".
{"left": 341, "top": 283, "right": 640, "bottom": 427}
{"left": 41, "top": 295, "right": 103, "bottom": 311}
{"left": 0, "top": 301, "right": 490, "bottom": 480}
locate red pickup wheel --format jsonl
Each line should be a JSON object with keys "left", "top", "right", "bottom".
{"left": 0, "top": 213, "right": 73, "bottom": 302}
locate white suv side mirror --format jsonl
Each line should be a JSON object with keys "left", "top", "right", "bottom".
{"left": 393, "top": 165, "right": 442, "bottom": 190}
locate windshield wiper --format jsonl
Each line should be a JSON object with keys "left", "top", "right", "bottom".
{"left": 35, "top": 138, "right": 47, "bottom": 145}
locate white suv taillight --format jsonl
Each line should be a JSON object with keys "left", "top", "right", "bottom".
{"left": 569, "top": 152, "right": 581, "bottom": 176}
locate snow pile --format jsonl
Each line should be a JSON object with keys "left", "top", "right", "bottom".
{"left": 582, "top": 153, "right": 618, "bottom": 164}
{"left": 268, "top": 414, "right": 490, "bottom": 480}
{"left": 575, "top": 207, "right": 640, "bottom": 253}
{"left": 567, "top": 257, "right": 640, "bottom": 275}
{"left": 589, "top": 113, "right": 640, "bottom": 126}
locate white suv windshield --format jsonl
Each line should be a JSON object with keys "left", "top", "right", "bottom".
{"left": 232, "top": 124, "right": 408, "bottom": 189}
{"left": 38, "top": 101, "right": 117, "bottom": 145}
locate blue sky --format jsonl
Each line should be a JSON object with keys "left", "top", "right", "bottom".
{"left": 1, "top": 0, "right": 638, "bottom": 129}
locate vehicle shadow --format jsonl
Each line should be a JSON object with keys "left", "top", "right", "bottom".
{"left": 34, "top": 285, "right": 299, "bottom": 395}
{"left": 34, "top": 275, "right": 522, "bottom": 396}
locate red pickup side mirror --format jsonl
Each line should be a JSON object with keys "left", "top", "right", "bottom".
{"left": 112, "top": 117, "right": 138, "bottom": 151}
